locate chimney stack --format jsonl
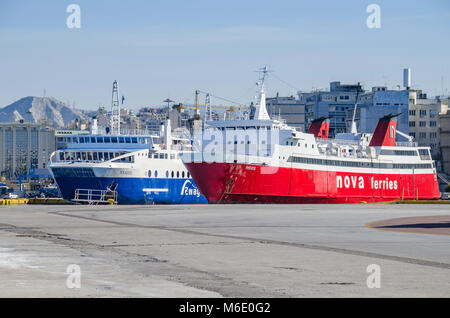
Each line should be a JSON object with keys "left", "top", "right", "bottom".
{"left": 403, "top": 68, "right": 411, "bottom": 90}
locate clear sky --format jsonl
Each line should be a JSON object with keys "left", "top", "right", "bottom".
{"left": 0, "top": 0, "right": 449, "bottom": 110}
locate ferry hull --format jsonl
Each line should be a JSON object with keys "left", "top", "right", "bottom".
{"left": 185, "top": 162, "right": 440, "bottom": 204}
{"left": 52, "top": 175, "right": 207, "bottom": 205}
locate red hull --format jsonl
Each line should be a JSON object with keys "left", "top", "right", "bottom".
{"left": 185, "top": 162, "right": 440, "bottom": 204}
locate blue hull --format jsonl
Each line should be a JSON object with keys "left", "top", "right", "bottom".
{"left": 53, "top": 176, "right": 208, "bottom": 204}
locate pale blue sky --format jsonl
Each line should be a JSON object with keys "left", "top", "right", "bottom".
{"left": 0, "top": 0, "right": 449, "bottom": 110}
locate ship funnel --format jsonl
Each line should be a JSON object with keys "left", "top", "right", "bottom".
{"left": 307, "top": 117, "right": 330, "bottom": 139}
{"left": 368, "top": 113, "right": 401, "bottom": 147}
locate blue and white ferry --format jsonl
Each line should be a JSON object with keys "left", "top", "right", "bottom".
{"left": 48, "top": 119, "right": 207, "bottom": 204}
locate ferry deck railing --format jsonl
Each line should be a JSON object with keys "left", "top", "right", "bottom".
{"left": 73, "top": 189, "right": 117, "bottom": 205}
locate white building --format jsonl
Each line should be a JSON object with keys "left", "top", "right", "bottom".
{"left": 408, "top": 91, "right": 449, "bottom": 158}
{"left": 0, "top": 121, "right": 55, "bottom": 179}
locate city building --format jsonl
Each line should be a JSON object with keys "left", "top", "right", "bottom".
{"left": 439, "top": 105, "right": 450, "bottom": 174}
{"left": 266, "top": 94, "right": 305, "bottom": 131}
{"left": 0, "top": 121, "right": 55, "bottom": 180}
{"left": 408, "top": 92, "right": 448, "bottom": 158}
{"left": 299, "top": 81, "right": 363, "bottom": 137}
{"left": 346, "top": 87, "right": 409, "bottom": 137}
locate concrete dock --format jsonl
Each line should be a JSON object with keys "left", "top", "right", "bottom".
{"left": 0, "top": 204, "right": 449, "bottom": 297}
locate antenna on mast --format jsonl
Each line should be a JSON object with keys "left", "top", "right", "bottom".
{"left": 254, "top": 65, "right": 272, "bottom": 120}
{"left": 256, "top": 65, "right": 272, "bottom": 91}
{"left": 350, "top": 82, "right": 361, "bottom": 134}
{"left": 111, "top": 80, "right": 120, "bottom": 135}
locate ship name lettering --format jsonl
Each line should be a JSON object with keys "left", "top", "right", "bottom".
{"left": 336, "top": 175, "right": 365, "bottom": 189}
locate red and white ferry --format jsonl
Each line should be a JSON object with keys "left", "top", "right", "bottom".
{"left": 182, "top": 69, "right": 440, "bottom": 203}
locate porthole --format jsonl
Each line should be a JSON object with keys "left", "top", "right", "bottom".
{"left": 148, "top": 170, "right": 151, "bottom": 178}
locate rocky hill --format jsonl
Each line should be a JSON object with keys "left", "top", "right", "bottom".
{"left": 0, "top": 96, "right": 87, "bottom": 128}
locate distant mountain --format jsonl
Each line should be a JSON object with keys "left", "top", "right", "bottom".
{"left": 0, "top": 96, "right": 87, "bottom": 128}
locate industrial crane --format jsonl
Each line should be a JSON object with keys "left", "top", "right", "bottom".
{"left": 172, "top": 90, "right": 249, "bottom": 120}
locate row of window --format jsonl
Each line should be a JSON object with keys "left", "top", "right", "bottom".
{"left": 58, "top": 151, "right": 129, "bottom": 162}
{"left": 409, "top": 132, "right": 438, "bottom": 139}
{"left": 149, "top": 153, "right": 178, "bottom": 160}
{"left": 409, "top": 109, "right": 438, "bottom": 118}
{"left": 287, "top": 156, "right": 433, "bottom": 170}
{"left": 286, "top": 141, "right": 315, "bottom": 149}
{"left": 148, "top": 170, "right": 190, "bottom": 179}
{"left": 409, "top": 121, "right": 437, "bottom": 127}
{"left": 379, "top": 149, "right": 417, "bottom": 156}
{"left": 57, "top": 136, "right": 152, "bottom": 144}
{"left": 214, "top": 126, "right": 273, "bottom": 130}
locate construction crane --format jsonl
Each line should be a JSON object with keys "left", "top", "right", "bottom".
{"left": 172, "top": 90, "right": 249, "bottom": 120}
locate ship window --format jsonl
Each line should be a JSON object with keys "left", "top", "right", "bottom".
{"left": 93, "top": 152, "right": 98, "bottom": 160}
{"left": 91, "top": 137, "right": 96, "bottom": 143}
{"left": 165, "top": 154, "right": 168, "bottom": 159}
{"left": 79, "top": 137, "right": 85, "bottom": 143}
{"left": 119, "top": 137, "right": 125, "bottom": 143}
{"left": 139, "top": 137, "right": 145, "bottom": 144}
{"left": 109, "top": 152, "right": 114, "bottom": 159}
{"left": 153, "top": 153, "right": 158, "bottom": 159}
{"left": 166, "top": 171, "right": 169, "bottom": 178}
{"left": 96, "top": 137, "right": 104, "bottom": 143}
{"left": 59, "top": 152, "right": 64, "bottom": 161}
{"left": 177, "top": 171, "right": 180, "bottom": 178}
{"left": 170, "top": 154, "right": 175, "bottom": 159}
{"left": 105, "top": 152, "right": 110, "bottom": 160}
{"left": 187, "top": 172, "right": 190, "bottom": 178}
{"left": 125, "top": 137, "right": 131, "bottom": 143}
{"left": 119, "top": 155, "right": 134, "bottom": 163}
{"left": 171, "top": 171, "right": 174, "bottom": 178}
{"left": 82, "top": 152, "right": 87, "bottom": 160}
{"left": 104, "top": 137, "right": 111, "bottom": 143}
{"left": 155, "top": 170, "right": 158, "bottom": 178}
{"left": 111, "top": 137, "right": 118, "bottom": 143}
{"left": 159, "top": 153, "right": 164, "bottom": 159}
{"left": 148, "top": 170, "right": 151, "bottom": 178}
{"left": 88, "top": 152, "right": 92, "bottom": 161}
{"left": 98, "top": 152, "right": 103, "bottom": 160}
{"left": 131, "top": 137, "right": 138, "bottom": 143}
{"left": 182, "top": 171, "right": 185, "bottom": 178}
